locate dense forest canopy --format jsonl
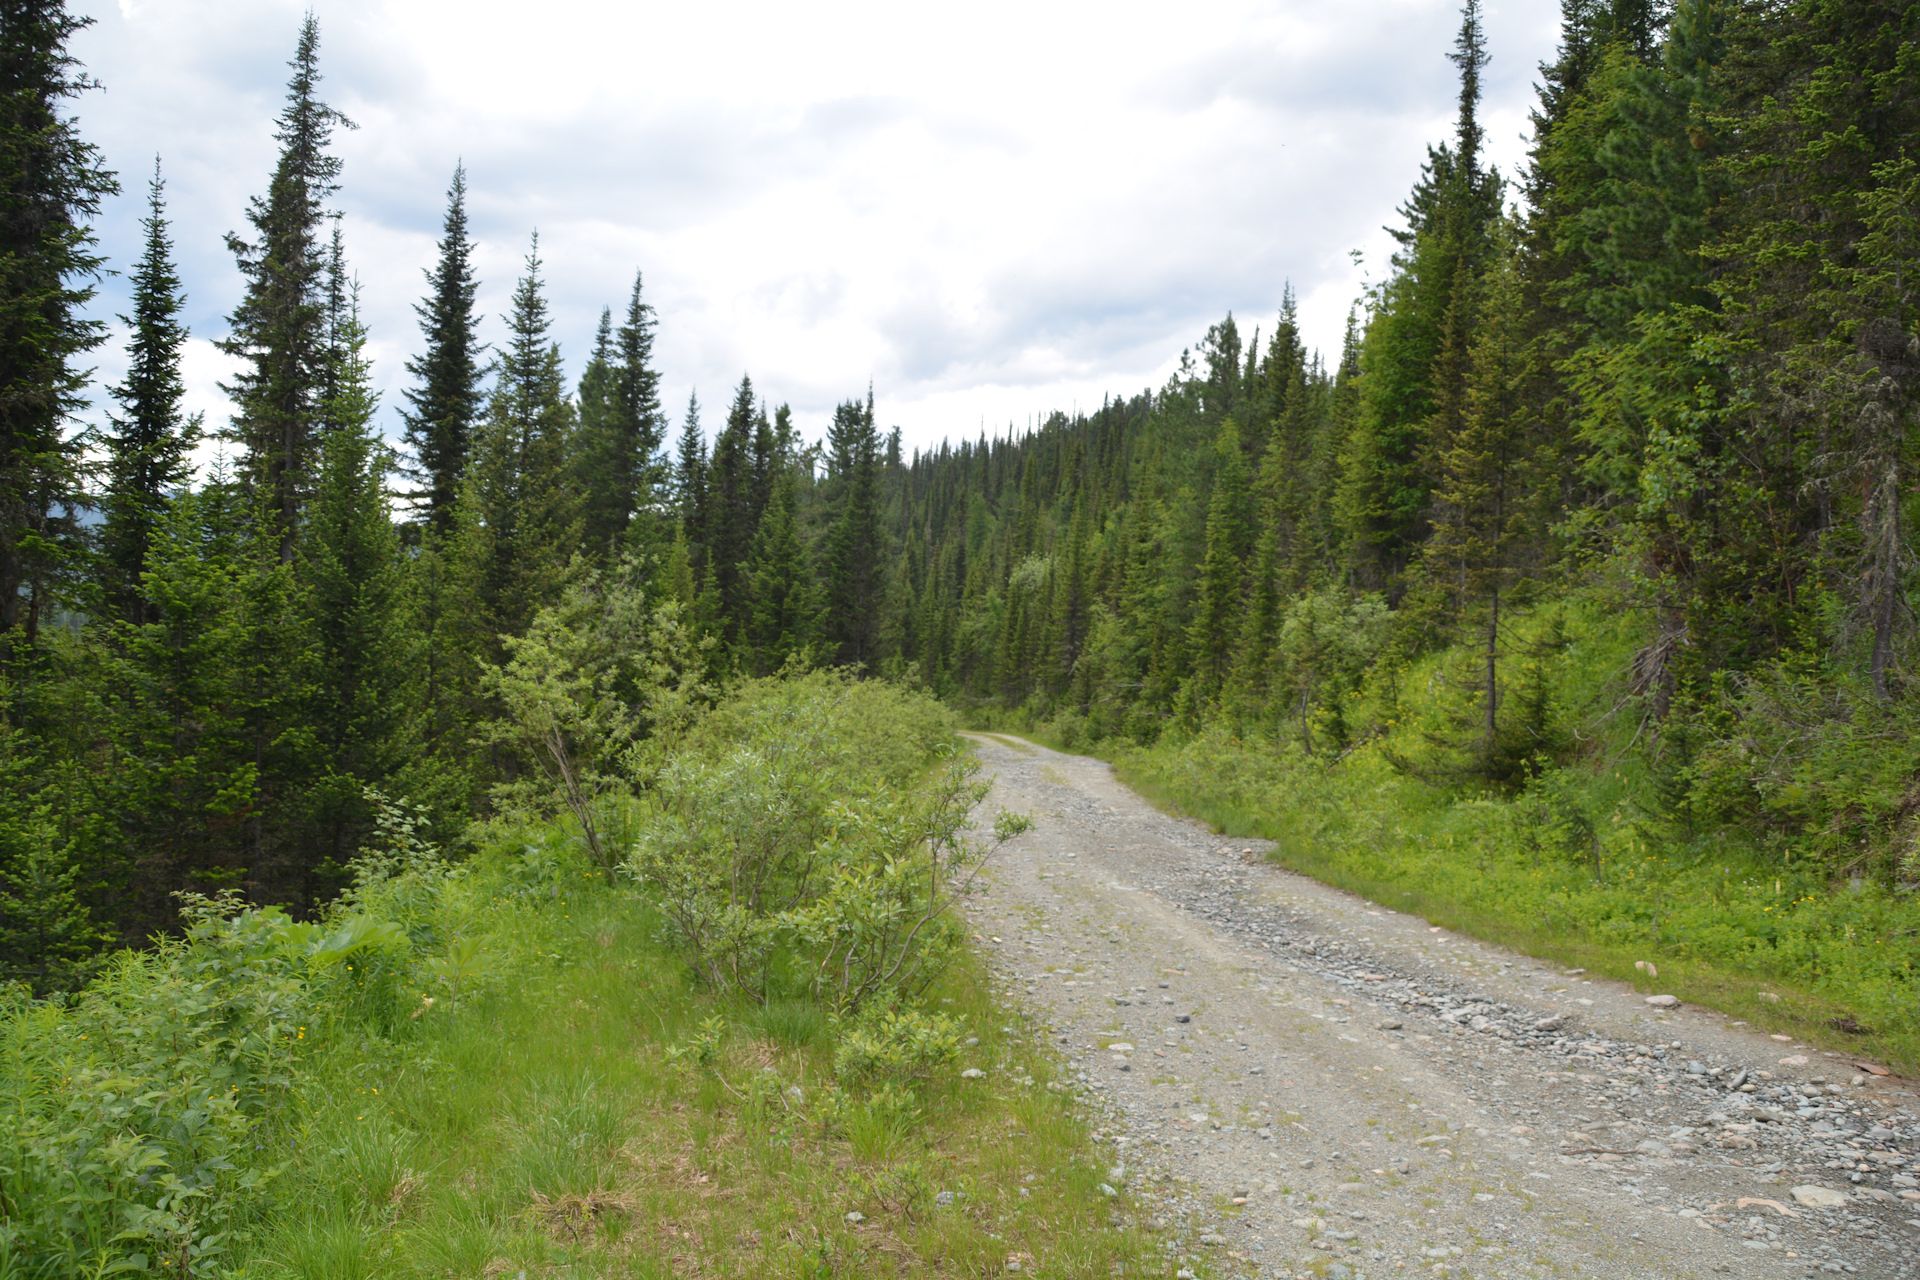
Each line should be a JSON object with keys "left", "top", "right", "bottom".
{"left": 0, "top": 0, "right": 1917, "bottom": 989}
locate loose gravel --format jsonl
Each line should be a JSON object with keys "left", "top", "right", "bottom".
{"left": 960, "top": 733, "right": 1920, "bottom": 1280}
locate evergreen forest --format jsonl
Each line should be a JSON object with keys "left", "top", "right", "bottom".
{"left": 1, "top": 0, "right": 1918, "bottom": 1015}
{"left": 1, "top": 0, "right": 1920, "bottom": 1273}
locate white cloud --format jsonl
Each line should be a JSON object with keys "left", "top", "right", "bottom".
{"left": 71, "top": 0, "right": 1561, "bottom": 455}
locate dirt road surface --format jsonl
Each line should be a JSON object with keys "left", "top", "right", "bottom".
{"left": 960, "top": 733, "right": 1920, "bottom": 1280}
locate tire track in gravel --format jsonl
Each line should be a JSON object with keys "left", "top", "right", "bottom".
{"left": 960, "top": 733, "right": 1920, "bottom": 1280}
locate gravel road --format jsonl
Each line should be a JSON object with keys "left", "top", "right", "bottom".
{"left": 960, "top": 733, "right": 1920, "bottom": 1280}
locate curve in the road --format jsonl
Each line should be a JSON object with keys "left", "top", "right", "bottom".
{"left": 962, "top": 732, "right": 1920, "bottom": 1280}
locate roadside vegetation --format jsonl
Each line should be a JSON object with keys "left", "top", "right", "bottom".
{"left": 1, "top": 671, "right": 1161, "bottom": 1278}
{"left": 987, "top": 595, "right": 1920, "bottom": 1073}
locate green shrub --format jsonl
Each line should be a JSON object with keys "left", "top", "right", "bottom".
{"left": 832, "top": 1006, "right": 965, "bottom": 1086}
{"left": 0, "top": 668, "right": 1032, "bottom": 1277}
{"left": 0, "top": 800, "right": 443, "bottom": 1276}
{"left": 0, "top": 895, "right": 336, "bottom": 1276}
{"left": 626, "top": 674, "right": 1025, "bottom": 1013}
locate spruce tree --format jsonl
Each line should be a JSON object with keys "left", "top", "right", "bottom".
{"left": 401, "top": 164, "right": 484, "bottom": 533}
{"left": 609, "top": 271, "right": 666, "bottom": 547}
{"left": 1339, "top": 0, "right": 1502, "bottom": 590}
{"left": 1186, "top": 419, "right": 1254, "bottom": 702}
{"left": 1564, "top": 0, "right": 1721, "bottom": 339}
{"left": 0, "top": 0, "right": 115, "bottom": 645}
{"left": 104, "top": 470, "right": 261, "bottom": 930}
{"left": 451, "top": 233, "right": 580, "bottom": 664}
{"left": 705, "top": 375, "right": 762, "bottom": 634}
{"left": 574, "top": 274, "right": 666, "bottom": 556}
{"left": 1048, "top": 492, "right": 1093, "bottom": 694}
{"left": 744, "top": 468, "right": 815, "bottom": 673}
{"left": 0, "top": 710, "right": 103, "bottom": 988}
{"left": 575, "top": 306, "right": 620, "bottom": 551}
{"left": 821, "top": 393, "right": 884, "bottom": 668}
{"left": 674, "top": 390, "right": 707, "bottom": 533}
{"left": 221, "top": 15, "right": 352, "bottom": 562}
{"left": 296, "top": 285, "right": 420, "bottom": 877}
{"left": 1823, "top": 166, "right": 1920, "bottom": 701}
{"left": 102, "top": 160, "right": 196, "bottom": 626}
{"left": 1424, "top": 232, "right": 1547, "bottom": 776}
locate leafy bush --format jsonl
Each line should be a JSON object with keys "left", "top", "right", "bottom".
{"left": 0, "top": 892, "right": 395, "bottom": 1276}
{"left": 627, "top": 675, "right": 1028, "bottom": 1011}
{"left": 832, "top": 1007, "right": 965, "bottom": 1085}
{"left": 480, "top": 562, "right": 712, "bottom": 868}
{"left": 0, "top": 789, "right": 456, "bottom": 1277}
{"left": 0, "top": 665, "right": 1032, "bottom": 1276}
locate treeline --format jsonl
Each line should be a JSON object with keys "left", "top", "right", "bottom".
{"left": 883, "top": 0, "right": 1920, "bottom": 874}
{"left": 0, "top": 8, "right": 910, "bottom": 982}
{"left": 2, "top": 0, "right": 1915, "bottom": 984}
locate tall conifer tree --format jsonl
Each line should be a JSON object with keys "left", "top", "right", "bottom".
{"left": 706, "top": 375, "right": 762, "bottom": 633}
{"left": 744, "top": 468, "right": 814, "bottom": 673}
{"left": 1424, "top": 233, "right": 1548, "bottom": 774}
{"left": 220, "top": 15, "right": 351, "bottom": 562}
{"left": 821, "top": 393, "right": 884, "bottom": 668}
{"left": 297, "top": 284, "right": 420, "bottom": 876}
{"left": 576, "top": 273, "right": 666, "bottom": 555}
{"left": 606, "top": 272, "right": 666, "bottom": 548}
{"left": 105, "top": 469, "right": 258, "bottom": 928}
{"left": 0, "top": 0, "right": 114, "bottom": 645}
{"left": 1187, "top": 420, "right": 1254, "bottom": 702}
{"left": 674, "top": 390, "right": 707, "bottom": 533}
{"left": 575, "top": 306, "right": 620, "bottom": 552}
{"left": 402, "top": 164, "right": 483, "bottom": 532}
{"left": 1339, "top": 0, "right": 1502, "bottom": 591}
{"left": 102, "top": 160, "right": 195, "bottom": 626}
{"left": 451, "top": 234, "right": 579, "bottom": 665}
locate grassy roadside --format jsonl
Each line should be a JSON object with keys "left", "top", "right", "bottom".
{"left": 1, "top": 674, "right": 1170, "bottom": 1279}
{"left": 986, "top": 721, "right": 1920, "bottom": 1077}
{"left": 237, "top": 851, "right": 1160, "bottom": 1279}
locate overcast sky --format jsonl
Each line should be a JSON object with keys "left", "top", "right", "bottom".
{"left": 72, "top": 0, "right": 1561, "bottom": 458}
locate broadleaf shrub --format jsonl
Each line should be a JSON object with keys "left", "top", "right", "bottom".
{"left": 832, "top": 1007, "right": 965, "bottom": 1085}
{"left": 625, "top": 672, "right": 1023, "bottom": 1011}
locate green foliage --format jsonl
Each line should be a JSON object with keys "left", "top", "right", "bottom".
{"left": 296, "top": 292, "right": 425, "bottom": 882}
{"left": 626, "top": 672, "right": 1010, "bottom": 1012}
{"left": 0, "top": 753, "right": 469, "bottom": 1275}
{"left": 1271, "top": 588, "right": 1390, "bottom": 754}
{"left": 101, "top": 162, "right": 197, "bottom": 628}
{"left": 1081, "top": 597, "right": 1920, "bottom": 1069}
{"left": 479, "top": 561, "right": 711, "bottom": 866}
{"left": 574, "top": 271, "right": 666, "bottom": 556}
{"left": 1, "top": 893, "right": 339, "bottom": 1276}
{"left": 218, "top": 14, "right": 347, "bottom": 559}
{"left": 400, "top": 165, "right": 483, "bottom": 533}
{"left": 0, "top": 664, "right": 1141, "bottom": 1278}
{"left": 448, "top": 234, "right": 582, "bottom": 676}
{"left": 0, "top": 0, "right": 116, "bottom": 641}
{"left": 831, "top": 1006, "right": 965, "bottom": 1086}
{"left": 821, "top": 393, "right": 885, "bottom": 669}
